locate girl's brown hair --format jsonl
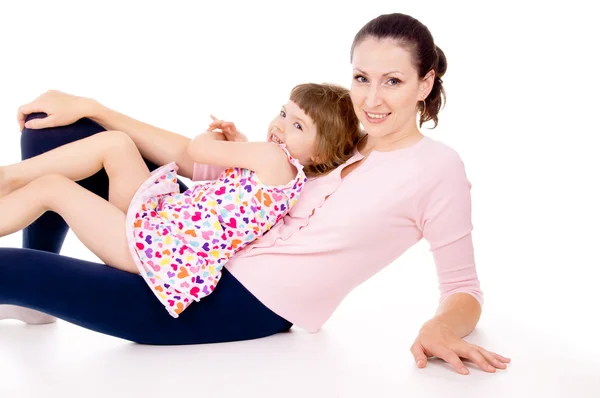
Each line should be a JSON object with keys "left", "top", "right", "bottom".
{"left": 290, "top": 83, "right": 362, "bottom": 176}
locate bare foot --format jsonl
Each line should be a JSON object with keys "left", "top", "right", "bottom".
{"left": 0, "top": 305, "right": 57, "bottom": 324}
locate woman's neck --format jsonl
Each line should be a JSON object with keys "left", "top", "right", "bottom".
{"left": 359, "top": 127, "right": 424, "bottom": 155}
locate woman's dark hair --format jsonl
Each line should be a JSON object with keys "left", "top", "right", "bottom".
{"left": 350, "top": 13, "right": 447, "bottom": 128}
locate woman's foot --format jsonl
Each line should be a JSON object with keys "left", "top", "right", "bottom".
{"left": 0, "top": 305, "right": 57, "bottom": 324}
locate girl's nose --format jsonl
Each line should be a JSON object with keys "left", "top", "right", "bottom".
{"left": 271, "top": 123, "right": 283, "bottom": 134}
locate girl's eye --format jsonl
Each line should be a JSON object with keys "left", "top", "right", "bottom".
{"left": 280, "top": 110, "right": 286, "bottom": 117}
{"left": 294, "top": 122, "right": 303, "bottom": 131}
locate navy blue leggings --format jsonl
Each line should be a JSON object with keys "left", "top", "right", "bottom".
{"left": 0, "top": 114, "right": 292, "bottom": 345}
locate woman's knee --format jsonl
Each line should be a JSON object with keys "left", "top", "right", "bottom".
{"left": 20, "top": 115, "right": 107, "bottom": 161}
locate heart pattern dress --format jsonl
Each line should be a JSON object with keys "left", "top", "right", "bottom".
{"left": 125, "top": 143, "right": 306, "bottom": 318}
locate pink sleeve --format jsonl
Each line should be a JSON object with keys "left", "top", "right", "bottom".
{"left": 417, "top": 153, "right": 484, "bottom": 307}
{"left": 191, "top": 162, "right": 226, "bottom": 182}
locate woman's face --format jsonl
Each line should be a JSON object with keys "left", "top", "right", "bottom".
{"left": 350, "top": 37, "right": 432, "bottom": 138}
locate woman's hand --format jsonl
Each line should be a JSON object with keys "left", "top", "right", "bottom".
{"left": 410, "top": 318, "right": 511, "bottom": 375}
{"left": 17, "top": 90, "right": 98, "bottom": 131}
{"left": 208, "top": 115, "right": 248, "bottom": 142}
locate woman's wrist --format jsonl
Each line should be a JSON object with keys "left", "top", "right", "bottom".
{"left": 86, "top": 99, "right": 107, "bottom": 122}
{"left": 428, "top": 293, "right": 481, "bottom": 338}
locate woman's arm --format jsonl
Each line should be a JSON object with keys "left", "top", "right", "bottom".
{"left": 18, "top": 90, "right": 196, "bottom": 179}
{"left": 430, "top": 292, "right": 481, "bottom": 337}
{"left": 88, "top": 103, "right": 196, "bottom": 178}
{"left": 409, "top": 151, "right": 510, "bottom": 374}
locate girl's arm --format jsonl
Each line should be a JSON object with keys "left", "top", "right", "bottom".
{"left": 187, "top": 132, "right": 296, "bottom": 185}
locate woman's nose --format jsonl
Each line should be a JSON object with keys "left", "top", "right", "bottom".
{"left": 365, "top": 86, "right": 383, "bottom": 108}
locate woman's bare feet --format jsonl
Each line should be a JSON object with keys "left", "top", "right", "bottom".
{"left": 0, "top": 305, "right": 57, "bottom": 324}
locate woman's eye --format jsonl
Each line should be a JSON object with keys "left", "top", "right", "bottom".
{"left": 294, "top": 122, "right": 303, "bottom": 131}
{"left": 354, "top": 75, "right": 367, "bottom": 83}
{"left": 388, "top": 78, "right": 402, "bottom": 85}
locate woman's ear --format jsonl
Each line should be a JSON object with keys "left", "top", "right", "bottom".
{"left": 420, "top": 69, "right": 435, "bottom": 100}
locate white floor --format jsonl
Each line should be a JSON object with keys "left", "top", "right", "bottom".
{"left": 1, "top": 303, "right": 598, "bottom": 398}
{"left": 1, "top": 236, "right": 599, "bottom": 398}
{"left": 1, "top": 2, "right": 599, "bottom": 395}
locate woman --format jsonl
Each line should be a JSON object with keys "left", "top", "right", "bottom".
{"left": 0, "top": 13, "right": 510, "bottom": 375}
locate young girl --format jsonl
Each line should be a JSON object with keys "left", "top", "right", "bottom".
{"left": 0, "top": 83, "right": 361, "bottom": 318}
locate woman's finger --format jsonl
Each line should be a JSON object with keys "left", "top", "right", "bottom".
{"left": 472, "top": 345, "right": 511, "bottom": 364}
{"left": 17, "top": 103, "right": 45, "bottom": 130}
{"left": 438, "top": 347, "right": 470, "bottom": 375}
{"left": 478, "top": 349, "right": 508, "bottom": 369}
{"left": 492, "top": 352, "right": 511, "bottom": 363}
{"left": 460, "top": 346, "right": 496, "bottom": 373}
{"left": 24, "top": 115, "right": 57, "bottom": 130}
{"left": 409, "top": 343, "right": 428, "bottom": 368}
{"left": 17, "top": 109, "right": 26, "bottom": 131}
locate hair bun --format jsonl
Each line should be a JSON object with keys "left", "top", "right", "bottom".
{"left": 435, "top": 45, "right": 447, "bottom": 78}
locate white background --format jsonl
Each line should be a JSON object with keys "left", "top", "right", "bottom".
{"left": 1, "top": 0, "right": 599, "bottom": 397}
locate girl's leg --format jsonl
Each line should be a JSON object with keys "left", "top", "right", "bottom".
{"left": 9, "top": 113, "right": 188, "bottom": 324}
{"left": 20, "top": 114, "right": 108, "bottom": 253}
{"left": 7, "top": 115, "right": 115, "bottom": 324}
{"left": 19, "top": 112, "right": 190, "bottom": 253}
{"left": 0, "top": 248, "right": 292, "bottom": 344}
{"left": 6, "top": 114, "right": 111, "bottom": 322}
{"left": 0, "top": 174, "right": 141, "bottom": 272}
{"left": 5, "top": 130, "right": 150, "bottom": 213}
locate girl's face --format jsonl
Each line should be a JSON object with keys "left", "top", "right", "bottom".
{"left": 267, "top": 100, "right": 318, "bottom": 165}
{"left": 350, "top": 37, "right": 433, "bottom": 139}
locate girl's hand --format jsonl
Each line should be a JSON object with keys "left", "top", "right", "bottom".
{"left": 17, "top": 90, "right": 98, "bottom": 131}
{"left": 208, "top": 115, "right": 248, "bottom": 142}
{"left": 410, "top": 319, "right": 511, "bottom": 375}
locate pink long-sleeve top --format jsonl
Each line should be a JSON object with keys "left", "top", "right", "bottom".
{"left": 192, "top": 136, "right": 483, "bottom": 333}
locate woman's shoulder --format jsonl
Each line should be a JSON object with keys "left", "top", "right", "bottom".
{"left": 416, "top": 137, "right": 467, "bottom": 175}
{"left": 421, "top": 136, "right": 464, "bottom": 161}
{"left": 401, "top": 137, "right": 471, "bottom": 197}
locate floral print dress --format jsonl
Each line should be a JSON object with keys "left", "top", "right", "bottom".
{"left": 125, "top": 144, "right": 306, "bottom": 318}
